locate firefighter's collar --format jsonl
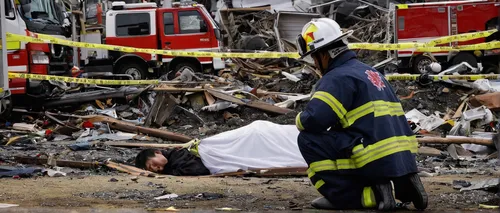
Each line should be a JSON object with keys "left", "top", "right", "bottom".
{"left": 328, "top": 50, "right": 357, "bottom": 70}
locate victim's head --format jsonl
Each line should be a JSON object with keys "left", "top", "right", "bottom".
{"left": 135, "top": 149, "right": 168, "bottom": 173}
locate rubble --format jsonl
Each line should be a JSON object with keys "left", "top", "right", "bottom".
{"left": 0, "top": 0, "right": 499, "bottom": 211}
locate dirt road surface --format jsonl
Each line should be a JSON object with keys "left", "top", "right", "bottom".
{"left": 0, "top": 174, "right": 498, "bottom": 212}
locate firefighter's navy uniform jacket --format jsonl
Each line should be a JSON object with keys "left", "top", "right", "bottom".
{"left": 296, "top": 50, "right": 418, "bottom": 209}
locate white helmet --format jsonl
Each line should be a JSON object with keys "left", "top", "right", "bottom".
{"left": 429, "top": 62, "right": 442, "bottom": 73}
{"left": 296, "top": 18, "right": 353, "bottom": 59}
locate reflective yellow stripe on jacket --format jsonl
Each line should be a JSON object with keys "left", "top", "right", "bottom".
{"left": 342, "top": 100, "right": 405, "bottom": 128}
{"left": 295, "top": 112, "right": 304, "bottom": 131}
{"left": 306, "top": 135, "right": 418, "bottom": 189}
{"left": 311, "top": 91, "right": 349, "bottom": 127}
{"left": 295, "top": 90, "right": 406, "bottom": 130}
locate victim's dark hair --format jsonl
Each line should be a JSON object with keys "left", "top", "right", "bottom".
{"left": 135, "top": 149, "right": 159, "bottom": 169}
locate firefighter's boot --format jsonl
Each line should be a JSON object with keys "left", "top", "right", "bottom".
{"left": 373, "top": 181, "right": 397, "bottom": 211}
{"left": 311, "top": 197, "right": 335, "bottom": 210}
{"left": 393, "top": 173, "right": 428, "bottom": 210}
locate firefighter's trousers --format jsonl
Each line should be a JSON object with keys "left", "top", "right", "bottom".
{"left": 297, "top": 130, "right": 382, "bottom": 209}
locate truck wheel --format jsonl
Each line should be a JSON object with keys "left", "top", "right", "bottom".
{"left": 451, "top": 52, "right": 478, "bottom": 68}
{"left": 118, "top": 63, "right": 147, "bottom": 80}
{"left": 482, "top": 63, "right": 499, "bottom": 74}
{"left": 168, "top": 62, "right": 201, "bottom": 80}
{"left": 0, "top": 95, "right": 13, "bottom": 121}
{"left": 412, "top": 55, "right": 433, "bottom": 74}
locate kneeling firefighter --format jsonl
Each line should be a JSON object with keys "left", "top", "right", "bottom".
{"left": 295, "top": 18, "right": 428, "bottom": 211}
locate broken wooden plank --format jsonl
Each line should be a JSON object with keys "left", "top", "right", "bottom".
{"left": 14, "top": 156, "right": 103, "bottom": 169}
{"left": 251, "top": 167, "right": 307, "bottom": 176}
{"left": 205, "top": 91, "right": 216, "bottom": 105}
{"left": 153, "top": 87, "right": 205, "bottom": 92}
{"left": 145, "top": 92, "right": 167, "bottom": 127}
{"left": 418, "top": 146, "right": 443, "bottom": 157}
{"left": 85, "top": 115, "right": 193, "bottom": 143}
{"left": 106, "top": 160, "right": 167, "bottom": 178}
{"left": 155, "top": 94, "right": 179, "bottom": 126}
{"left": 202, "top": 167, "right": 307, "bottom": 178}
{"left": 418, "top": 137, "right": 493, "bottom": 146}
{"left": 207, "top": 89, "right": 293, "bottom": 115}
{"left": 453, "top": 99, "right": 467, "bottom": 119}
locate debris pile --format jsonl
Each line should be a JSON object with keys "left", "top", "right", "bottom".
{"left": 0, "top": 2, "right": 499, "bottom": 211}
{"left": 385, "top": 64, "right": 500, "bottom": 209}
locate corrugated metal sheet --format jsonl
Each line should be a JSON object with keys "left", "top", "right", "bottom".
{"left": 229, "top": 0, "right": 298, "bottom": 12}
{"left": 275, "top": 12, "right": 320, "bottom": 45}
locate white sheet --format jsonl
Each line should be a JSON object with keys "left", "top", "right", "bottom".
{"left": 198, "top": 120, "right": 307, "bottom": 174}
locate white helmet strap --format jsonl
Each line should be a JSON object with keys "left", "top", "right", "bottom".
{"left": 328, "top": 46, "right": 349, "bottom": 59}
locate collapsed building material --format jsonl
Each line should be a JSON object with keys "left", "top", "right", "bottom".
{"left": 44, "top": 112, "right": 80, "bottom": 132}
{"left": 85, "top": 115, "right": 193, "bottom": 143}
{"left": 144, "top": 92, "right": 180, "bottom": 127}
{"left": 153, "top": 87, "right": 206, "bottom": 92}
{"left": 207, "top": 89, "right": 293, "bottom": 114}
{"left": 44, "top": 87, "right": 143, "bottom": 107}
{"left": 417, "top": 137, "right": 493, "bottom": 146}
{"left": 470, "top": 92, "right": 500, "bottom": 110}
{"left": 418, "top": 146, "right": 443, "bottom": 157}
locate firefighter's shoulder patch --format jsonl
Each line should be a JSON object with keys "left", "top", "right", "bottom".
{"left": 365, "top": 70, "right": 386, "bottom": 91}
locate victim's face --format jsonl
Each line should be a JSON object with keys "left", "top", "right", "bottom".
{"left": 145, "top": 152, "right": 168, "bottom": 173}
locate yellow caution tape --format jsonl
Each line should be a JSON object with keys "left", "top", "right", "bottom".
{"left": 426, "top": 29, "right": 497, "bottom": 46}
{"left": 348, "top": 42, "right": 427, "bottom": 51}
{"left": 385, "top": 74, "right": 500, "bottom": 81}
{"left": 457, "top": 41, "right": 500, "bottom": 51}
{"left": 8, "top": 73, "right": 159, "bottom": 85}
{"left": 6, "top": 33, "right": 301, "bottom": 59}
{"left": 4, "top": 29, "right": 499, "bottom": 59}
{"left": 397, "top": 4, "right": 408, "bottom": 9}
{"left": 7, "top": 71, "right": 500, "bottom": 86}
{"left": 0, "top": 40, "right": 22, "bottom": 50}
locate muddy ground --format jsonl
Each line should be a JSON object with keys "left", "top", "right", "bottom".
{"left": 0, "top": 174, "right": 498, "bottom": 211}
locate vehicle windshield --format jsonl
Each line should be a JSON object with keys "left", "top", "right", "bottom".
{"left": 200, "top": 5, "right": 219, "bottom": 29}
{"left": 23, "top": 0, "right": 63, "bottom": 24}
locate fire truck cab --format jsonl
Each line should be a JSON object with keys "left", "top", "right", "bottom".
{"left": 4, "top": 0, "right": 73, "bottom": 100}
{"left": 394, "top": 0, "right": 500, "bottom": 74}
{"left": 84, "top": 1, "right": 225, "bottom": 80}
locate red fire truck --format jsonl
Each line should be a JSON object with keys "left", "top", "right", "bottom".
{"left": 393, "top": 0, "right": 500, "bottom": 74}
{"left": 83, "top": 1, "right": 225, "bottom": 80}
{"left": 3, "top": 0, "right": 73, "bottom": 115}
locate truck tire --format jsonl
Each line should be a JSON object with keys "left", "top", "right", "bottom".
{"left": 168, "top": 62, "right": 201, "bottom": 80}
{"left": 482, "top": 63, "right": 499, "bottom": 74}
{"left": 0, "top": 96, "right": 13, "bottom": 121}
{"left": 451, "top": 52, "right": 478, "bottom": 68}
{"left": 412, "top": 55, "right": 433, "bottom": 74}
{"left": 118, "top": 63, "right": 147, "bottom": 80}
